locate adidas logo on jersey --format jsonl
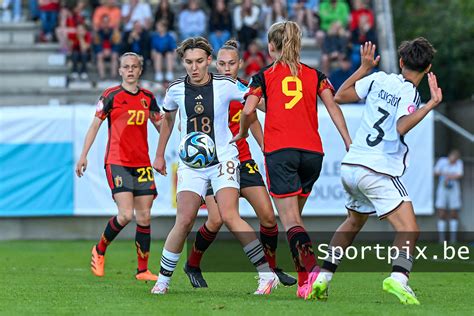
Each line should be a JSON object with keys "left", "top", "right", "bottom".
{"left": 228, "top": 176, "right": 235, "bottom": 181}
{"left": 195, "top": 94, "right": 203, "bottom": 100}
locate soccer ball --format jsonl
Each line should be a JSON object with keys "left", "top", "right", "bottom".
{"left": 178, "top": 132, "right": 216, "bottom": 168}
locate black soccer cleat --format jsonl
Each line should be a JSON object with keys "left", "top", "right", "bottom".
{"left": 273, "top": 267, "right": 297, "bottom": 286}
{"left": 183, "top": 263, "right": 208, "bottom": 288}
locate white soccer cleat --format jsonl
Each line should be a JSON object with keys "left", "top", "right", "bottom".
{"left": 151, "top": 281, "right": 169, "bottom": 295}
{"left": 254, "top": 272, "right": 279, "bottom": 295}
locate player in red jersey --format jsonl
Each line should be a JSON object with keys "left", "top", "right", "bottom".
{"left": 232, "top": 21, "right": 352, "bottom": 300}
{"left": 76, "top": 52, "right": 162, "bottom": 281}
{"left": 183, "top": 40, "right": 296, "bottom": 288}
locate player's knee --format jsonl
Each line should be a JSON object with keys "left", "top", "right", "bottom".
{"left": 259, "top": 211, "right": 276, "bottom": 228}
{"left": 220, "top": 210, "right": 239, "bottom": 227}
{"left": 206, "top": 218, "right": 223, "bottom": 232}
{"left": 176, "top": 215, "right": 195, "bottom": 234}
{"left": 346, "top": 215, "right": 366, "bottom": 231}
{"left": 117, "top": 213, "right": 133, "bottom": 225}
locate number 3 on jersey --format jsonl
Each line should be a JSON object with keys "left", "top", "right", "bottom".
{"left": 282, "top": 76, "right": 303, "bottom": 109}
{"left": 366, "top": 107, "right": 389, "bottom": 147}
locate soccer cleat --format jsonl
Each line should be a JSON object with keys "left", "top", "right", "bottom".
{"left": 151, "top": 281, "right": 169, "bottom": 295}
{"left": 254, "top": 272, "right": 279, "bottom": 295}
{"left": 183, "top": 263, "right": 208, "bottom": 288}
{"left": 305, "top": 266, "right": 328, "bottom": 301}
{"left": 273, "top": 267, "right": 297, "bottom": 286}
{"left": 383, "top": 277, "right": 420, "bottom": 305}
{"left": 296, "top": 282, "right": 308, "bottom": 298}
{"left": 136, "top": 270, "right": 158, "bottom": 281}
{"left": 90, "top": 245, "right": 105, "bottom": 277}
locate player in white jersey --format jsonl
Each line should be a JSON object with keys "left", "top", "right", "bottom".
{"left": 313, "top": 39, "right": 442, "bottom": 305}
{"left": 435, "top": 149, "right": 463, "bottom": 244}
{"left": 150, "top": 37, "right": 278, "bottom": 295}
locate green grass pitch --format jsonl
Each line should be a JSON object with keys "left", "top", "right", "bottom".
{"left": 0, "top": 241, "right": 472, "bottom": 315}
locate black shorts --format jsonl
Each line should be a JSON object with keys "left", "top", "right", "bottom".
{"left": 264, "top": 149, "right": 323, "bottom": 198}
{"left": 105, "top": 164, "right": 157, "bottom": 197}
{"left": 206, "top": 159, "right": 265, "bottom": 196}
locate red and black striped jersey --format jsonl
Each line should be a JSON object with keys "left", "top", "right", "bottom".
{"left": 247, "top": 63, "right": 335, "bottom": 155}
{"left": 228, "top": 78, "right": 252, "bottom": 163}
{"left": 95, "top": 85, "right": 160, "bottom": 167}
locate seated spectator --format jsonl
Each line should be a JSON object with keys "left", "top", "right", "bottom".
{"left": 321, "top": 21, "right": 348, "bottom": 74}
{"left": 233, "top": 0, "right": 260, "bottom": 50}
{"left": 262, "top": 0, "right": 287, "bottom": 33}
{"left": 93, "top": 14, "right": 121, "bottom": 80}
{"left": 319, "top": 0, "right": 349, "bottom": 32}
{"left": 329, "top": 55, "right": 352, "bottom": 90}
{"left": 243, "top": 39, "right": 266, "bottom": 78}
{"left": 350, "top": 0, "right": 374, "bottom": 31}
{"left": 209, "top": 0, "right": 233, "bottom": 54}
{"left": 153, "top": 0, "right": 175, "bottom": 33}
{"left": 350, "top": 14, "right": 376, "bottom": 69}
{"left": 288, "top": 0, "right": 318, "bottom": 37}
{"left": 124, "top": 21, "right": 149, "bottom": 57}
{"left": 69, "top": 23, "right": 91, "bottom": 80}
{"left": 178, "top": 0, "right": 206, "bottom": 40}
{"left": 2, "top": 0, "right": 22, "bottom": 22}
{"left": 121, "top": 0, "right": 152, "bottom": 33}
{"left": 92, "top": 0, "right": 121, "bottom": 31}
{"left": 56, "top": 0, "right": 86, "bottom": 54}
{"left": 29, "top": 0, "right": 40, "bottom": 21}
{"left": 151, "top": 20, "right": 176, "bottom": 82}
{"left": 38, "top": 0, "right": 60, "bottom": 42}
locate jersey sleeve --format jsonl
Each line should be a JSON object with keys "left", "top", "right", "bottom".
{"left": 94, "top": 94, "right": 113, "bottom": 120}
{"left": 354, "top": 72, "right": 380, "bottom": 99}
{"left": 395, "top": 85, "right": 420, "bottom": 121}
{"left": 162, "top": 87, "right": 179, "bottom": 112}
{"left": 149, "top": 96, "right": 161, "bottom": 122}
{"left": 434, "top": 158, "right": 444, "bottom": 174}
{"left": 317, "top": 70, "right": 336, "bottom": 96}
{"left": 246, "top": 71, "right": 265, "bottom": 101}
{"left": 228, "top": 78, "right": 249, "bottom": 103}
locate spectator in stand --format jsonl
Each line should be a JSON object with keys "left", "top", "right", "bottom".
{"left": 320, "top": 21, "right": 348, "bottom": 74}
{"left": 178, "top": 0, "right": 206, "bottom": 40}
{"left": 349, "top": 0, "right": 374, "bottom": 31}
{"left": 124, "top": 21, "right": 149, "bottom": 58}
{"left": 209, "top": 0, "right": 233, "bottom": 55}
{"left": 93, "top": 14, "right": 121, "bottom": 80}
{"left": 262, "top": 0, "right": 287, "bottom": 34}
{"left": 2, "top": 0, "right": 22, "bottom": 22}
{"left": 92, "top": 0, "right": 121, "bottom": 31}
{"left": 151, "top": 20, "right": 176, "bottom": 82}
{"left": 350, "top": 13, "right": 376, "bottom": 69}
{"left": 243, "top": 39, "right": 266, "bottom": 78}
{"left": 39, "top": 0, "right": 60, "bottom": 42}
{"left": 153, "top": 0, "right": 175, "bottom": 33}
{"left": 69, "top": 23, "right": 91, "bottom": 80}
{"left": 56, "top": 0, "right": 86, "bottom": 54}
{"left": 319, "top": 0, "right": 349, "bottom": 32}
{"left": 121, "top": 0, "right": 153, "bottom": 33}
{"left": 329, "top": 54, "right": 351, "bottom": 90}
{"left": 233, "top": 0, "right": 260, "bottom": 50}
{"left": 29, "top": 0, "right": 40, "bottom": 21}
{"left": 287, "top": 0, "right": 318, "bottom": 37}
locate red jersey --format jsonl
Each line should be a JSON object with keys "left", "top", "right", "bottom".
{"left": 95, "top": 85, "right": 160, "bottom": 167}
{"left": 247, "top": 63, "right": 335, "bottom": 154}
{"left": 229, "top": 78, "right": 252, "bottom": 162}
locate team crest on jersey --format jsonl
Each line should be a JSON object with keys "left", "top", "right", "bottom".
{"left": 407, "top": 104, "right": 416, "bottom": 114}
{"left": 114, "top": 175, "right": 123, "bottom": 188}
{"left": 141, "top": 98, "right": 148, "bottom": 109}
{"left": 194, "top": 103, "right": 204, "bottom": 114}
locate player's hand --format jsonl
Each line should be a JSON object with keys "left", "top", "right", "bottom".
{"left": 360, "top": 41, "right": 380, "bottom": 71}
{"left": 153, "top": 156, "right": 167, "bottom": 176}
{"left": 427, "top": 72, "right": 442, "bottom": 108}
{"left": 229, "top": 131, "right": 248, "bottom": 144}
{"left": 75, "top": 157, "right": 87, "bottom": 177}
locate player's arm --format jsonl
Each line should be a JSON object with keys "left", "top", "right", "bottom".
{"left": 249, "top": 117, "right": 264, "bottom": 150}
{"left": 153, "top": 110, "right": 177, "bottom": 176}
{"left": 256, "top": 98, "right": 266, "bottom": 112}
{"left": 320, "top": 89, "right": 352, "bottom": 151}
{"left": 76, "top": 117, "right": 103, "bottom": 177}
{"left": 397, "top": 73, "right": 442, "bottom": 135}
{"left": 150, "top": 112, "right": 164, "bottom": 133}
{"left": 335, "top": 42, "right": 380, "bottom": 104}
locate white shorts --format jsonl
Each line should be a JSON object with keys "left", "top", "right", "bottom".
{"left": 177, "top": 159, "right": 240, "bottom": 198}
{"left": 435, "top": 184, "right": 461, "bottom": 210}
{"left": 341, "top": 164, "right": 411, "bottom": 218}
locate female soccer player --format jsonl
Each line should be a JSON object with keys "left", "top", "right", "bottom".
{"left": 183, "top": 40, "right": 296, "bottom": 288}
{"left": 151, "top": 37, "right": 278, "bottom": 295}
{"left": 76, "top": 52, "right": 162, "bottom": 281}
{"left": 317, "top": 39, "right": 442, "bottom": 305}
{"left": 232, "top": 21, "right": 352, "bottom": 300}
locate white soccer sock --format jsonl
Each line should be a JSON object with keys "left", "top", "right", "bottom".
{"left": 243, "top": 239, "right": 272, "bottom": 274}
{"left": 158, "top": 248, "right": 181, "bottom": 284}
{"left": 390, "top": 272, "right": 408, "bottom": 286}
{"left": 437, "top": 220, "right": 447, "bottom": 243}
{"left": 449, "top": 219, "right": 458, "bottom": 243}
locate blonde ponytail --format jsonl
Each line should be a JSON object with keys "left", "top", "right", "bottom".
{"left": 268, "top": 21, "right": 302, "bottom": 77}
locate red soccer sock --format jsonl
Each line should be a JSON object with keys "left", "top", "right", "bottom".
{"left": 97, "top": 216, "right": 125, "bottom": 254}
{"left": 287, "top": 226, "right": 318, "bottom": 273}
{"left": 187, "top": 224, "right": 218, "bottom": 268}
{"left": 135, "top": 224, "right": 151, "bottom": 272}
{"left": 260, "top": 224, "right": 279, "bottom": 269}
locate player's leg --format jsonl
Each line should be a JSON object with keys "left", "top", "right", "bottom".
{"left": 214, "top": 186, "right": 278, "bottom": 295}
{"left": 436, "top": 184, "right": 448, "bottom": 243}
{"left": 185, "top": 188, "right": 223, "bottom": 288}
{"left": 448, "top": 185, "right": 461, "bottom": 244}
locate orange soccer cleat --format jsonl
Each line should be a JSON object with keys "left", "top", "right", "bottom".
{"left": 90, "top": 245, "right": 105, "bottom": 277}
{"left": 136, "top": 270, "right": 158, "bottom": 281}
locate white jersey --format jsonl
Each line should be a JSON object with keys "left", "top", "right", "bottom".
{"left": 434, "top": 157, "right": 463, "bottom": 190}
{"left": 342, "top": 71, "right": 422, "bottom": 177}
{"left": 163, "top": 73, "right": 248, "bottom": 164}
